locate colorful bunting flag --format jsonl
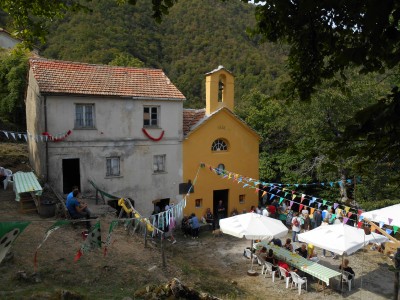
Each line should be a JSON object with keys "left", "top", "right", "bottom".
{"left": 343, "top": 217, "right": 349, "bottom": 224}
{"left": 0, "top": 221, "right": 31, "bottom": 264}
{"left": 104, "top": 220, "right": 119, "bottom": 256}
{"left": 393, "top": 226, "right": 399, "bottom": 234}
{"left": 386, "top": 229, "right": 393, "bottom": 235}
{"left": 333, "top": 203, "right": 339, "bottom": 210}
{"left": 388, "top": 218, "right": 393, "bottom": 225}
{"left": 299, "top": 204, "right": 304, "bottom": 212}
{"left": 74, "top": 221, "right": 102, "bottom": 262}
{"left": 34, "top": 220, "right": 69, "bottom": 269}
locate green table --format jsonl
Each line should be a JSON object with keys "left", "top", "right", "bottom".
{"left": 13, "top": 172, "right": 42, "bottom": 201}
{"left": 257, "top": 242, "right": 341, "bottom": 286}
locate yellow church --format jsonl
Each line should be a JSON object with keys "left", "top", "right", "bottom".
{"left": 182, "top": 66, "right": 260, "bottom": 218}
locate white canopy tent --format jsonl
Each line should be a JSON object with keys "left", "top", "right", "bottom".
{"left": 219, "top": 212, "right": 288, "bottom": 240}
{"left": 219, "top": 213, "right": 288, "bottom": 274}
{"left": 361, "top": 203, "right": 400, "bottom": 228}
{"left": 298, "top": 223, "right": 388, "bottom": 256}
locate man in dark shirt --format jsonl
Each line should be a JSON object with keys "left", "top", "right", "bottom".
{"left": 296, "top": 244, "right": 308, "bottom": 259}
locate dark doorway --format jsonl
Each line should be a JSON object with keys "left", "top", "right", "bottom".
{"left": 153, "top": 198, "right": 170, "bottom": 213}
{"left": 62, "top": 158, "right": 80, "bottom": 194}
{"left": 213, "top": 189, "right": 229, "bottom": 218}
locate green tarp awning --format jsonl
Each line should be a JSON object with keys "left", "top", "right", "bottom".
{"left": 13, "top": 172, "right": 42, "bottom": 201}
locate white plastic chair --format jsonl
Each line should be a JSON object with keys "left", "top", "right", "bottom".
{"left": 263, "top": 261, "right": 276, "bottom": 282}
{"left": 3, "top": 169, "right": 13, "bottom": 190}
{"left": 290, "top": 271, "right": 307, "bottom": 295}
{"left": 278, "top": 266, "right": 291, "bottom": 288}
{"left": 342, "top": 270, "right": 354, "bottom": 291}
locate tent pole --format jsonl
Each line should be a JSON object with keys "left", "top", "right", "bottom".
{"left": 250, "top": 239, "right": 254, "bottom": 271}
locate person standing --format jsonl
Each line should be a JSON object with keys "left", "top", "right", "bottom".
{"left": 313, "top": 209, "right": 322, "bottom": 229}
{"left": 189, "top": 213, "right": 200, "bottom": 239}
{"left": 216, "top": 200, "right": 226, "bottom": 229}
{"left": 302, "top": 211, "right": 311, "bottom": 232}
{"left": 291, "top": 212, "right": 301, "bottom": 242}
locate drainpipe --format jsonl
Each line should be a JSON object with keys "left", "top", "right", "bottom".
{"left": 44, "top": 95, "right": 49, "bottom": 182}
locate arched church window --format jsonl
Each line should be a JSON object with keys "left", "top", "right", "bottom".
{"left": 211, "top": 139, "right": 228, "bottom": 151}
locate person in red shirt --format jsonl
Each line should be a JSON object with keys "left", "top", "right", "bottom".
{"left": 268, "top": 204, "right": 277, "bottom": 218}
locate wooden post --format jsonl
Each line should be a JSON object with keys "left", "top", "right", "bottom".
{"left": 161, "top": 232, "right": 166, "bottom": 268}
{"left": 394, "top": 271, "right": 399, "bottom": 300}
{"left": 144, "top": 222, "right": 148, "bottom": 248}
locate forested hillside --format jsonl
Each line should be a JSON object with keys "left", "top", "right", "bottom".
{"left": 41, "top": 0, "right": 288, "bottom": 107}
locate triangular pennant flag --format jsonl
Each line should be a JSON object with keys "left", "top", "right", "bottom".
{"left": 34, "top": 220, "right": 69, "bottom": 270}
{"left": 388, "top": 218, "right": 393, "bottom": 225}
{"left": 104, "top": 220, "right": 119, "bottom": 257}
{"left": 262, "top": 191, "right": 267, "bottom": 197}
{"left": 290, "top": 201, "right": 293, "bottom": 207}
{"left": 344, "top": 206, "right": 350, "bottom": 213}
{"left": 0, "top": 221, "right": 31, "bottom": 264}
{"left": 298, "top": 204, "right": 304, "bottom": 212}
{"left": 330, "top": 214, "right": 336, "bottom": 221}
{"left": 310, "top": 207, "right": 315, "bottom": 215}
{"left": 347, "top": 179, "right": 352, "bottom": 184}
{"left": 329, "top": 182, "right": 334, "bottom": 187}
{"left": 393, "top": 226, "right": 399, "bottom": 234}
{"left": 242, "top": 184, "right": 249, "bottom": 188}
{"left": 18, "top": 133, "right": 22, "bottom": 139}
{"left": 292, "top": 194, "right": 297, "bottom": 200}
{"left": 23, "top": 134, "right": 27, "bottom": 141}
{"left": 327, "top": 206, "right": 331, "bottom": 211}
{"left": 333, "top": 203, "right": 339, "bottom": 210}
{"left": 284, "top": 192, "right": 288, "bottom": 197}
{"left": 301, "top": 194, "right": 305, "bottom": 202}
{"left": 309, "top": 197, "right": 316, "bottom": 205}
{"left": 347, "top": 212, "right": 353, "bottom": 218}
{"left": 279, "top": 197, "right": 284, "bottom": 204}
{"left": 358, "top": 209, "right": 363, "bottom": 215}
{"left": 318, "top": 203, "right": 322, "bottom": 209}
{"left": 386, "top": 229, "right": 393, "bottom": 235}
{"left": 10, "top": 132, "right": 16, "bottom": 140}
{"left": 270, "top": 194, "right": 276, "bottom": 200}
{"left": 254, "top": 188, "right": 259, "bottom": 194}
{"left": 336, "top": 208, "right": 342, "bottom": 216}
{"left": 74, "top": 221, "right": 102, "bottom": 262}
{"left": 370, "top": 224, "right": 376, "bottom": 232}
{"left": 321, "top": 183, "right": 325, "bottom": 186}
{"left": 3, "top": 131, "right": 9, "bottom": 139}
{"left": 359, "top": 215, "right": 364, "bottom": 221}
{"left": 294, "top": 184, "right": 299, "bottom": 187}
{"left": 379, "top": 221, "right": 384, "bottom": 228}
{"left": 343, "top": 217, "right": 349, "bottom": 224}
{"left": 322, "top": 200, "right": 327, "bottom": 206}
{"left": 357, "top": 221, "right": 362, "bottom": 228}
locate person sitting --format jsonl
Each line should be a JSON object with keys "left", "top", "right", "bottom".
{"left": 277, "top": 260, "right": 296, "bottom": 277}
{"left": 204, "top": 208, "right": 214, "bottom": 229}
{"left": 270, "top": 238, "right": 282, "bottom": 247}
{"left": 296, "top": 243, "right": 308, "bottom": 258}
{"left": 307, "top": 243, "right": 319, "bottom": 261}
{"left": 265, "top": 249, "right": 278, "bottom": 270}
{"left": 66, "top": 190, "right": 92, "bottom": 229}
{"left": 0, "top": 167, "right": 6, "bottom": 189}
{"left": 231, "top": 208, "right": 239, "bottom": 216}
{"left": 339, "top": 258, "right": 355, "bottom": 280}
{"left": 181, "top": 216, "right": 191, "bottom": 237}
{"left": 284, "top": 238, "right": 293, "bottom": 252}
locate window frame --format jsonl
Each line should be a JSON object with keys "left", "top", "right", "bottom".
{"left": 75, "top": 103, "right": 95, "bottom": 129}
{"left": 239, "top": 194, "right": 246, "bottom": 204}
{"left": 106, "top": 157, "right": 120, "bottom": 177}
{"left": 143, "top": 106, "right": 160, "bottom": 128}
{"left": 153, "top": 154, "right": 166, "bottom": 173}
{"left": 211, "top": 139, "right": 228, "bottom": 151}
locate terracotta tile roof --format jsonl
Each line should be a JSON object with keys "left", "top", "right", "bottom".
{"left": 29, "top": 58, "right": 185, "bottom": 100}
{"left": 183, "top": 109, "right": 206, "bottom": 136}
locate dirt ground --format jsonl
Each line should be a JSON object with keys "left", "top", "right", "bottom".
{"left": 0, "top": 143, "right": 396, "bottom": 299}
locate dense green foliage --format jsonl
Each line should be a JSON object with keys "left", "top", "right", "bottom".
{"left": 0, "top": 46, "right": 29, "bottom": 125}
{"left": 41, "top": 0, "right": 288, "bottom": 108}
